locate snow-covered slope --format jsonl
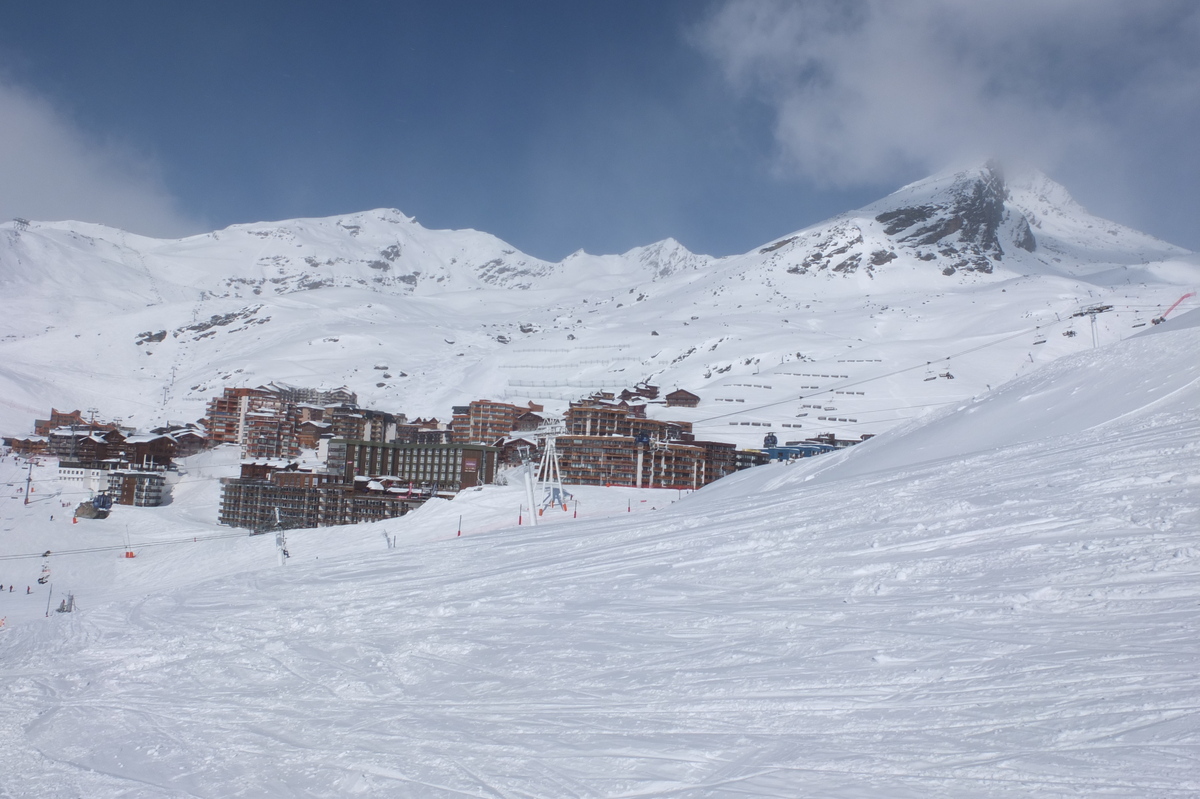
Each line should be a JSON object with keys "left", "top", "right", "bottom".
{"left": 0, "top": 309, "right": 1196, "bottom": 797}
{"left": 1, "top": 163, "right": 1196, "bottom": 448}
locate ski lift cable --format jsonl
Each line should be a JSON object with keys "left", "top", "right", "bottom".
{"left": 0, "top": 530, "right": 252, "bottom": 562}
{"left": 19, "top": 474, "right": 249, "bottom": 490}
{"left": 693, "top": 324, "right": 1044, "bottom": 424}
{"left": 822, "top": 400, "right": 958, "bottom": 416}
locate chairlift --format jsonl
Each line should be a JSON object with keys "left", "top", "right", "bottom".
{"left": 923, "top": 362, "right": 937, "bottom": 382}
{"left": 1033, "top": 338, "right": 1046, "bottom": 345}
{"left": 940, "top": 372, "right": 955, "bottom": 380}
{"left": 1063, "top": 329, "right": 1076, "bottom": 337}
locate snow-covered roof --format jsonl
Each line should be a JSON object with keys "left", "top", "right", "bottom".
{"left": 124, "top": 434, "right": 168, "bottom": 444}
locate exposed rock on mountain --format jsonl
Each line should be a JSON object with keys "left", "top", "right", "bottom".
{"left": 0, "top": 162, "right": 1194, "bottom": 447}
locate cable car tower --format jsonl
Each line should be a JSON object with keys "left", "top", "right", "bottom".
{"left": 1070, "top": 304, "right": 1113, "bottom": 349}
{"left": 530, "top": 419, "right": 573, "bottom": 516}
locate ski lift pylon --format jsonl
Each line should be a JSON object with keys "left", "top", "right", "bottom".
{"left": 534, "top": 434, "right": 573, "bottom": 513}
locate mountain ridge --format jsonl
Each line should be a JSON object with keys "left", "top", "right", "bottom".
{"left": 1, "top": 163, "right": 1195, "bottom": 444}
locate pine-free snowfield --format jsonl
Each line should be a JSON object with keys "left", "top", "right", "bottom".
{"left": 0, "top": 325, "right": 1198, "bottom": 797}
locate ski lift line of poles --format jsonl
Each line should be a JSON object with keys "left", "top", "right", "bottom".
{"left": 4, "top": 374, "right": 171, "bottom": 411}
{"left": 795, "top": 399, "right": 966, "bottom": 421}
{"left": 692, "top": 323, "right": 1045, "bottom": 425}
{"left": 0, "top": 530, "right": 252, "bottom": 562}
{"left": 15, "top": 474, "right": 243, "bottom": 492}
{"left": 4, "top": 297, "right": 1175, "bottom": 416}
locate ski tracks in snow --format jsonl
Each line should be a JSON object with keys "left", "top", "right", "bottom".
{"left": 0, "top": 412, "right": 1198, "bottom": 795}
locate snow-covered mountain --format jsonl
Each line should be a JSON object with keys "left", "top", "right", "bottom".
{"left": 1, "top": 162, "right": 1195, "bottom": 445}
{"left": 1, "top": 163, "right": 1197, "bottom": 796}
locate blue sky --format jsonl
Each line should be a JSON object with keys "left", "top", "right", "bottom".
{"left": 1, "top": 1, "right": 1197, "bottom": 259}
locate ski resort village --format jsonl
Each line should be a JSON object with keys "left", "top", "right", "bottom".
{"left": 4, "top": 377, "right": 844, "bottom": 531}
{"left": 1, "top": 156, "right": 1198, "bottom": 797}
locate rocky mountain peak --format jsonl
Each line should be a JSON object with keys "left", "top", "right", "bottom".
{"left": 762, "top": 162, "right": 1042, "bottom": 280}
{"left": 868, "top": 161, "right": 1035, "bottom": 275}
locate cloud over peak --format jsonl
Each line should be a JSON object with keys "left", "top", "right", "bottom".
{"left": 694, "top": 0, "right": 1200, "bottom": 188}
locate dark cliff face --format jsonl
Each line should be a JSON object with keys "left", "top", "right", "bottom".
{"left": 758, "top": 162, "right": 1057, "bottom": 281}
{"left": 873, "top": 161, "right": 1035, "bottom": 275}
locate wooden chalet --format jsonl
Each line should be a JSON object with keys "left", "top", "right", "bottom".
{"left": 170, "top": 428, "right": 209, "bottom": 457}
{"left": 2, "top": 435, "right": 48, "bottom": 455}
{"left": 618, "top": 383, "right": 660, "bottom": 402}
{"left": 121, "top": 434, "right": 177, "bottom": 469}
{"left": 296, "top": 420, "right": 332, "bottom": 449}
{"left": 514, "top": 410, "right": 544, "bottom": 432}
{"left": 665, "top": 388, "right": 700, "bottom": 408}
{"left": 499, "top": 436, "right": 539, "bottom": 466}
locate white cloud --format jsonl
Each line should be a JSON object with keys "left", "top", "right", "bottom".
{"left": 693, "top": 0, "right": 1200, "bottom": 188}
{"left": 0, "top": 78, "right": 202, "bottom": 237}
